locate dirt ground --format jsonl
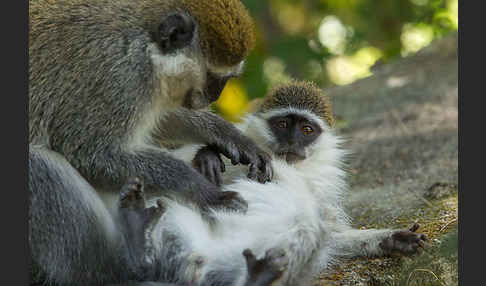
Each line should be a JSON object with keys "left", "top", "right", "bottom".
{"left": 313, "top": 33, "right": 458, "bottom": 286}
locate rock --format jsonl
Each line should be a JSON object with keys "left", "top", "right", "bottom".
{"left": 315, "top": 33, "right": 458, "bottom": 286}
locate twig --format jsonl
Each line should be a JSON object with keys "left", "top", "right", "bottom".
{"left": 406, "top": 268, "right": 447, "bottom": 286}
{"left": 439, "top": 218, "right": 458, "bottom": 233}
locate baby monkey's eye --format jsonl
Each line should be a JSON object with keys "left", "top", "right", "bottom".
{"left": 277, "top": 121, "right": 288, "bottom": 129}
{"left": 302, "top": 126, "right": 313, "bottom": 135}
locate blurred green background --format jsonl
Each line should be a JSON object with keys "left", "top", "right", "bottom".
{"left": 214, "top": 0, "right": 458, "bottom": 121}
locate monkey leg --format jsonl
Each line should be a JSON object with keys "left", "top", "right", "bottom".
{"left": 118, "top": 177, "right": 165, "bottom": 279}
{"left": 29, "top": 146, "right": 133, "bottom": 285}
{"left": 330, "top": 224, "right": 428, "bottom": 258}
{"left": 242, "top": 248, "right": 289, "bottom": 286}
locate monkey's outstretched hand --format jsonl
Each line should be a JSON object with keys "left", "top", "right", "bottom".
{"left": 379, "top": 223, "right": 428, "bottom": 256}
{"left": 211, "top": 138, "right": 273, "bottom": 184}
{"left": 158, "top": 109, "right": 273, "bottom": 184}
{"left": 193, "top": 143, "right": 273, "bottom": 185}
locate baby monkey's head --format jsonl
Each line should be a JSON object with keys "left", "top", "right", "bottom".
{"left": 255, "top": 81, "right": 335, "bottom": 164}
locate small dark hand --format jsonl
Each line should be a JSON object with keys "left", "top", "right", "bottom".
{"left": 379, "top": 223, "right": 428, "bottom": 256}
{"left": 193, "top": 146, "right": 226, "bottom": 187}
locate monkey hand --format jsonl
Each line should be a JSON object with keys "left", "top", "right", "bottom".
{"left": 212, "top": 136, "right": 273, "bottom": 184}
{"left": 192, "top": 146, "right": 226, "bottom": 187}
{"left": 379, "top": 223, "right": 428, "bottom": 256}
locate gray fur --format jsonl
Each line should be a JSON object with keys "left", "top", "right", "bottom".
{"left": 30, "top": 0, "right": 233, "bottom": 206}
{"left": 153, "top": 83, "right": 428, "bottom": 286}
{"left": 29, "top": 0, "right": 271, "bottom": 284}
{"left": 29, "top": 146, "right": 134, "bottom": 285}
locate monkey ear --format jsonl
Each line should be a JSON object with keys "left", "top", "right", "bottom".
{"left": 157, "top": 13, "right": 196, "bottom": 54}
{"left": 247, "top": 98, "right": 264, "bottom": 113}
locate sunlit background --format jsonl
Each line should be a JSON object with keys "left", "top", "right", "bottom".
{"left": 214, "top": 0, "right": 458, "bottom": 121}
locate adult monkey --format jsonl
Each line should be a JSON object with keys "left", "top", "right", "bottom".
{"left": 29, "top": 0, "right": 271, "bottom": 284}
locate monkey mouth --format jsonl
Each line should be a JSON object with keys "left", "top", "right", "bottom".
{"left": 276, "top": 152, "right": 306, "bottom": 164}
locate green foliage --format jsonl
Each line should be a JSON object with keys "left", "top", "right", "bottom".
{"left": 239, "top": 0, "right": 458, "bottom": 98}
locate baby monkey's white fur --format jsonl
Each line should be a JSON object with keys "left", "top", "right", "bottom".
{"left": 152, "top": 109, "right": 399, "bottom": 285}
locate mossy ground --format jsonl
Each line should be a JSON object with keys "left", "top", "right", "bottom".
{"left": 314, "top": 193, "right": 458, "bottom": 286}
{"left": 312, "top": 35, "right": 458, "bottom": 286}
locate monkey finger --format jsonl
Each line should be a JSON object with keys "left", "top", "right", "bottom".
{"left": 238, "top": 151, "right": 253, "bottom": 166}
{"left": 247, "top": 163, "right": 258, "bottom": 181}
{"left": 218, "top": 153, "right": 226, "bottom": 173}
{"left": 207, "top": 162, "right": 221, "bottom": 187}
{"left": 243, "top": 249, "right": 257, "bottom": 266}
{"left": 261, "top": 160, "right": 274, "bottom": 183}
{"left": 213, "top": 164, "right": 223, "bottom": 187}
{"left": 201, "top": 160, "right": 214, "bottom": 185}
{"left": 219, "top": 144, "right": 240, "bottom": 165}
{"left": 258, "top": 152, "right": 273, "bottom": 182}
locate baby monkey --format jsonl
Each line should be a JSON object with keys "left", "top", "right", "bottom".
{"left": 118, "top": 81, "right": 428, "bottom": 286}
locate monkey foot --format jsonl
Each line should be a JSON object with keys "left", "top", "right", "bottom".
{"left": 118, "top": 178, "right": 166, "bottom": 264}
{"left": 243, "top": 247, "right": 289, "bottom": 286}
{"left": 379, "top": 223, "right": 428, "bottom": 256}
{"left": 119, "top": 177, "right": 166, "bottom": 225}
{"left": 120, "top": 177, "right": 146, "bottom": 210}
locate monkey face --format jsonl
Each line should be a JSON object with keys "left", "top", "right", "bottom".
{"left": 266, "top": 113, "right": 323, "bottom": 164}
{"left": 145, "top": 0, "right": 254, "bottom": 110}
{"left": 261, "top": 81, "right": 335, "bottom": 128}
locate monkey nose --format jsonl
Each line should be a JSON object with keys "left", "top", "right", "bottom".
{"left": 158, "top": 13, "right": 196, "bottom": 54}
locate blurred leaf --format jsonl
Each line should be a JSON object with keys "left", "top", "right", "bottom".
{"left": 233, "top": 0, "right": 458, "bottom": 116}
{"left": 214, "top": 79, "right": 249, "bottom": 122}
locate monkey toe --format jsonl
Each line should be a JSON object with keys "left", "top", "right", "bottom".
{"left": 243, "top": 247, "right": 288, "bottom": 286}
{"left": 119, "top": 177, "right": 146, "bottom": 210}
{"left": 263, "top": 247, "right": 289, "bottom": 273}
{"left": 143, "top": 199, "right": 166, "bottom": 228}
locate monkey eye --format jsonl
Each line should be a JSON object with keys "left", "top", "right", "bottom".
{"left": 302, "top": 126, "right": 313, "bottom": 135}
{"left": 277, "top": 120, "right": 288, "bottom": 129}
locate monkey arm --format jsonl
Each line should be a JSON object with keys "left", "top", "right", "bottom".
{"left": 155, "top": 108, "right": 273, "bottom": 183}
{"left": 329, "top": 224, "right": 427, "bottom": 258}
{"left": 70, "top": 145, "right": 247, "bottom": 213}
{"left": 329, "top": 228, "right": 395, "bottom": 257}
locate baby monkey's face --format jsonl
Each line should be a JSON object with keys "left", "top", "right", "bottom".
{"left": 267, "top": 113, "right": 323, "bottom": 164}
